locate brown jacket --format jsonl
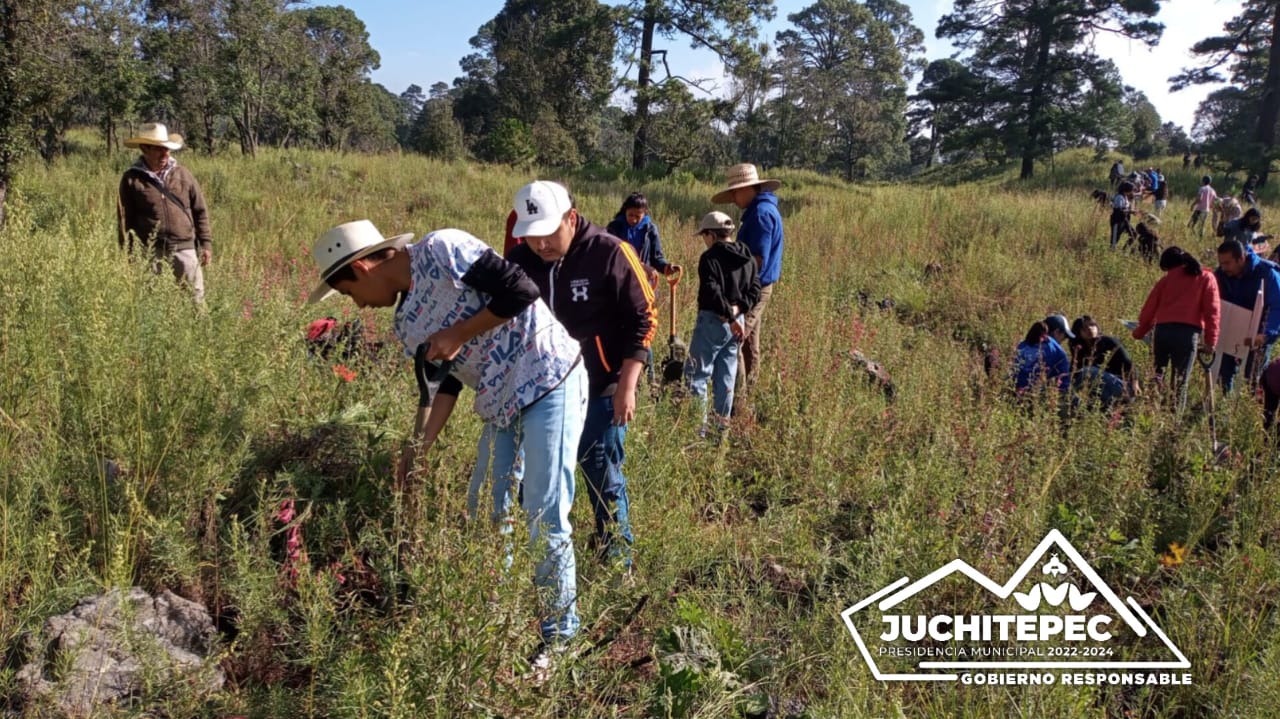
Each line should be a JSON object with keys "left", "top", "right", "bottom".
{"left": 117, "top": 159, "right": 212, "bottom": 253}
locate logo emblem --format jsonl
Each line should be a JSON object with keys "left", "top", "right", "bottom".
{"left": 525, "top": 199, "right": 539, "bottom": 215}
{"left": 842, "top": 529, "right": 1191, "bottom": 686}
{"left": 571, "top": 285, "right": 588, "bottom": 302}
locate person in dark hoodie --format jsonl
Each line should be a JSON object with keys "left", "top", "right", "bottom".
{"left": 1215, "top": 239, "right": 1280, "bottom": 391}
{"left": 685, "top": 211, "right": 760, "bottom": 439}
{"left": 507, "top": 180, "right": 656, "bottom": 570}
{"left": 712, "top": 163, "right": 784, "bottom": 413}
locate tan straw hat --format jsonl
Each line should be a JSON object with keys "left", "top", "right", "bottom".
{"left": 123, "top": 123, "right": 185, "bottom": 150}
{"left": 307, "top": 220, "right": 414, "bottom": 304}
{"left": 711, "top": 163, "right": 781, "bottom": 204}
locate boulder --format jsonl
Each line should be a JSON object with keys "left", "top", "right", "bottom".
{"left": 16, "top": 588, "right": 224, "bottom": 717}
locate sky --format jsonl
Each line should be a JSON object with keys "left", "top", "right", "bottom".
{"left": 336, "top": 0, "right": 1245, "bottom": 132}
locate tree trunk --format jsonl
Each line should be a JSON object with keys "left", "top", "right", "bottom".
{"left": 1019, "top": 27, "right": 1054, "bottom": 180}
{"left": 630, "top": 2, "right": 657, "bottom": 171}
{"left": 1254, "top": 1, "right": 1280, "bottom": 185}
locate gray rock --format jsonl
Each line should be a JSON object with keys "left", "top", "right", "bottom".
{"left": 16, "top": 588, "right": 224, "bottom": 717}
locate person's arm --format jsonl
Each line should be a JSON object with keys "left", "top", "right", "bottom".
{"left": 1263, "top": 267, "right": 1280, "bottom": 345}
{"left": 741, "top": 257, "right": 761, "bottom": 315}
{"left": 427, "top": 245, "right": 540, "bottom": 360}
{"left": 1202, "top": 273, "right": 1221, "bottom": 349}
{"left": 647, "top": 224, "right": 674, "bottom": 274}
{"left": 739, "top": 207, "right": 768, "bottom": 277}
{"left": 117, "top": 177, "right": 133, "bottom": 252}
{"left": 1133, "top": 278, "right": 1163, "bottom": 340}
{"left": 188, "top": 172, "right": 213, "bottom": 264}
{"left": 697, "top": 253, "right": 730, "bottom": 318}
{"left": 613, "top": 243, "right": 657, "bottom": 425}
{"left": 399, "top": 347, "right": 464, "bottom": 481}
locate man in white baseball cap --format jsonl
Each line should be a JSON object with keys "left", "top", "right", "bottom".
{"left": 307, "top": 218, "right": 588, "bottom": 665}
{"left": 507, "top": 180, "right": 656, "bottom": 572}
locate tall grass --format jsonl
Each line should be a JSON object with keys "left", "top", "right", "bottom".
{"left": 2, "top": 138, "right": 1280, "bottom": 717}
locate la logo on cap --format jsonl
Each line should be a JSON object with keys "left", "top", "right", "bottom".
{"left": 513, "top": 181, "right": 573, "bottom": 237}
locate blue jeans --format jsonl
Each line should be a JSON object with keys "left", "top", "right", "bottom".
{"left": 685, "top": 310, "right": 739, "bottom": 426}
{"left": 578, "top": 394, "right": 632, "bottom": 565}
{"left": 1073, "top": 366, "right": 1126, "bottom": 410}
{"left": 489, "top": 364, "right": 587, "bottom": 644}
{"left": 1219, "top": 342, "right": 1274, "bottom": 393}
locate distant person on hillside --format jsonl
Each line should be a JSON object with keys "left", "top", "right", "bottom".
{"left": 1242, "top": 174, "right": 1260, "bottom": 207}
{"left": 1183, "top": 152, "right": 1192, "bottom": 169}
{"left": 1152, "top": 168, "right": 1169, "bottom": 214}
{"left": 1110, "top": 181, "right": 1136, "bottom": 250}
{"left": 305, "top": 220, "right": 587, "bottom": 672}
{"left": 1214, "top": 195, "right": 1244, "bottom": 237}
{"left": 712, "top": 163, "right": 784, "bottom": 415}
{"left": 1214, "top": 239, "right": 1280, "bottom": 392}
{"left": 1132, "top": 246, "right": 1220, "bottom": 411}
{"left": 1189, "top": 176, "right": 1218, "bottom": 238}
{"left": 684, "top": 211, "right": 760, "bottom": 441}
{"left": 117, "top": 123, "right": 212, "bottom": 302}
{"left": 1109, "top": 160, "right": 1125, "bottom": 188}
{"left": 1221, "top": 207, "right": 1264, "bottom": 248}
{"left": 1194, "top": 153, "right": 1204, "bottom": 169}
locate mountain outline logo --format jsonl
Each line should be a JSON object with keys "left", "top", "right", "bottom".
{"left": 841, "top": 529, "right": 1190, "bottom": 683}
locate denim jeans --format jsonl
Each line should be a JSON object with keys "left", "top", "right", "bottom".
{"left": 1218, "top": 341, "right": 1274, "bottom": 393}
{"left": 1073, "top": 366, "right": 1126, "bottom": 410}
{"left": 467, "top": 423, "right": 520, "bottom": 571}
{"left": 685, "top": 310, "right": 739, "bottom": 427}
{"left": 489, "top": 363, "right": 587, "bottom": 644}
{"left": 578, "top": 394, "right": 632, "bottom": 566}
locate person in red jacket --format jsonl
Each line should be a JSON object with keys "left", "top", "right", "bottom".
{"left": 1132, "top": 246, "right": 1221, "bottom": 411}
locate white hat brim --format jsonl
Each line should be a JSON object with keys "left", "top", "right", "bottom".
{"left": 711, "top": 178, "right": 782, "bottom": 204}
{"left": 512, "top": 215, "right": 562, "bottom": 239}
{"left": 124, "top": 137, "right": 184, "bottom": 151}
{"left": 307, "top": 232, "right": 414, "bottom": 304}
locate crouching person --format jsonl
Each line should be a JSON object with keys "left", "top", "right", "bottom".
{"left": 307, "top": 220, "right": 586, "bottom": 671}
{"left": 685, "top": 211, "right": 760, "bottom": 439}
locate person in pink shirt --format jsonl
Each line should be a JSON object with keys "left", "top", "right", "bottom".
{"left": 1132, "top": 246, "right": 1220, "bottom": 410}
{"left": 1189, "top": 175, "right": 1218, "bottom": 238}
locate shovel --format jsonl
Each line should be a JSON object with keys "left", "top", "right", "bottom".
{"left": 1197, "top": 350, "right": 1230, "bottom": 463}
{"left": 661, "top": 267, "right": 687, "bottom": 384}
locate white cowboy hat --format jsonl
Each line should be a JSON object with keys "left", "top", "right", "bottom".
{"left": 123, "top": 123, "right": 185, "bottom": 150}
{"left": 711, "top": 163, "right": 781, "bottom": 204}
{"left": 307, "top": 220, "right": 414, "bottom": 304}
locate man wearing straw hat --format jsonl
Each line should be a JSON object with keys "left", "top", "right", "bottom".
{"left": 117, "top": 123, "right": 213, "bottom": 302}
{"left": 306, "top": 219, "right": 587, "bottom": 674}
{"left": 712, "top": 163, "right": 784, "bottom": 412}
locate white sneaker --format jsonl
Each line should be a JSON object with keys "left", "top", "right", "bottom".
{"left": 525, "top": 642, "right": 569, "bottom": 685}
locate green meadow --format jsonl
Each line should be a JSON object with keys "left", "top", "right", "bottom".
{"left": 3, "top": 138, "right": 1280, "bottom": 718}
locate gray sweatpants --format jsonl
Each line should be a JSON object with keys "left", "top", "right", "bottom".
{"left": 152, "top": 247, "right": 205, "bottom": 303}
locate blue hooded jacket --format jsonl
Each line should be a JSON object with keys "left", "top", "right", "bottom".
{"left": 1012, "top": 338, "right": 1071, "bottom": 393}
{"left": 1215, "top": 251, "right": 1280, "bottom": 344}
{"left": 605, "top": 213, "right": 671, "bottom": 273}
{"left": 738, "top": 191, "right": 784, "bottom": 286}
